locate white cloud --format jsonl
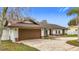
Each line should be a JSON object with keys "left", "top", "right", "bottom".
{"left": 58, "top": 7, "right": 69, "bottom": 13}
{"left": 58, "top": 8, "right": 64, "bottom": 13}
{"left": 62, "top": 7, "right": 69, "bottom": 12}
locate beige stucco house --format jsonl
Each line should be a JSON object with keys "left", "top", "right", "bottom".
{"left": 1, "top": 19, "right": 67, "bottom": 42}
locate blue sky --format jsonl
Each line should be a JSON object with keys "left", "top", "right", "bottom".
{"left": 0, "top": 7, "right": 77, "bottom": 27}
{"left": 25, "top": 7, "right": 77, "bottom": 27}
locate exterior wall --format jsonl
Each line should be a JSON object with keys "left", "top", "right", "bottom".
{"left": 1, "top": 28, "right": 18, "bottom": 42}
{"left": 41, "top": 28, "right": 65, "bottom": 36}
{"left": 41, "top": 28, "right": 44, "bottom": 36}
{"left": 56, "top": 30, "right": 59, "bottom": 35}
{"left": 59, "top": 29, "right": 62, "bottom": 35}
{"left": 10, "top": 28, "right": 18, "bottom": 42}
{"left": 1, "top": 28, "right": 9, "bottom": 40}
{"left": 51, "top": 29, "right": 63, "bottom": 35}
{"left": 52, "top": 29, "right": 56, "bottom": 35}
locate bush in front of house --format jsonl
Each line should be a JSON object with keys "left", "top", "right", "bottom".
{"left": 64, "top": 34, "right": 77, "bottom": 37}
{"left": 66, "top": 40, "right": 79, "bottom": 46}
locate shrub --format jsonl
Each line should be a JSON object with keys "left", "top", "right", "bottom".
{"left": 65, "top": 34, "right": 77, "bottom": 37}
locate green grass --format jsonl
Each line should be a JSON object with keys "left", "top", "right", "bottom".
{"left": 0, "top": 40, "right": 39, "bottom": 51}
{"left": 64, "top": 34, "right": 77, "bottom": 37}
{"left": 66, "top": 40, "right": 79, "bottom": 47}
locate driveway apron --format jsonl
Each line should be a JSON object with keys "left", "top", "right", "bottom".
{"left": 18, "top": 37, "right": 79, "bottom": 51}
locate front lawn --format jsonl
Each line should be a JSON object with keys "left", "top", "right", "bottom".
{"left": 66, "top": 40, "right": 79, "bottom": 47}
{"left": 0, "top": 40, "right": 39, "bottom": 51}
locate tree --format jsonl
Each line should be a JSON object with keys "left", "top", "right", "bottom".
{"left": 8, "top": 7, "right": 28, "bottom": 21}
{"left": 67, "top": 7, "right": 79, "bottom": 42}
{"left": 0, "top": 7, "right": 8, "bottom": 47}
{"left": 68, "top": 18, "right": 78, "bottom": 26}
{"left": 0, "top": 7, "right": 29, "bottom": 43}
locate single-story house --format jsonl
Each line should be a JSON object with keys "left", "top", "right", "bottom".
{"left": 1, "top": 19, "right": 67, "bottom": 42}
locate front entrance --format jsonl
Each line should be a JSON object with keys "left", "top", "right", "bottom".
{"left": 44, "top": 28, "right": 48, "bottom": 36}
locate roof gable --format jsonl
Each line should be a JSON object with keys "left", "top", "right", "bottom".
{"left": 7, "top": 19, "right": 41, "bottom": 29}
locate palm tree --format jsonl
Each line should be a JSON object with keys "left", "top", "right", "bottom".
{"left": 68, "top": 18, "right": 78, "bottom": 26}
{"left": 0, "top": 7, "right": 8, "bottom": 44}
{"left": 67, "top": 7, "right": 79, "bottom": 42}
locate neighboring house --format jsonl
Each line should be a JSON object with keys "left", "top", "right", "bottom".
{"left": 67, "top": 25, "right": 78, "bottom": 35}
{"left": 40, "top": 20, "right": 67, "bottom": 37}
{"left": 1, "top": 19, "right": 67, "bottom": 42}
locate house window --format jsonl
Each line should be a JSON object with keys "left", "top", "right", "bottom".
{"left": 56, "top": 30, "right": 57, "bottom": 34}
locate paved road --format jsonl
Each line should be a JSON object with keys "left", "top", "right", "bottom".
{"left": 18, "top": 37, "right": 79, "bottom": 51}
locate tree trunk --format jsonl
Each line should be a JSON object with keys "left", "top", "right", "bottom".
{"left": 0, "top": 24, "right": 4, "bottom": 50}
{"left": 77, "top": 24, "right": 79, "bottom": 42}
{"left": 0, "top": 29, "right": 3, "bottom": 44}
{"left": 0, "top": 18, "right": 5, "bottom": 49}
{"left": 77, "top": 16, "right": 79, "bottom": 42}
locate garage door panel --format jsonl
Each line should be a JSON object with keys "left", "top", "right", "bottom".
{"left": 19, "top": 29, "right": 41, "bottom": 40}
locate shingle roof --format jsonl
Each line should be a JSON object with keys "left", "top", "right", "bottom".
{"left": 6, "top": 18, "right": 67, "bottom": 29}
{"left": 40, "top": 23, "right": 67, "bottom": 29}
{"left": 48, "top": 24, "right": 67, "bottom": 29}
{"left": 7, "top": 19, "right": 41, "bottom": 29}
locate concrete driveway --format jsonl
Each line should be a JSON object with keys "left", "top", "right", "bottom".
{"left": 18, "top": 37, "right": 79, "bottom": 51}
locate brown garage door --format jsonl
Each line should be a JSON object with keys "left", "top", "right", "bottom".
{"left": 18, "top": 29, "right": 41, "bottom": 41}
